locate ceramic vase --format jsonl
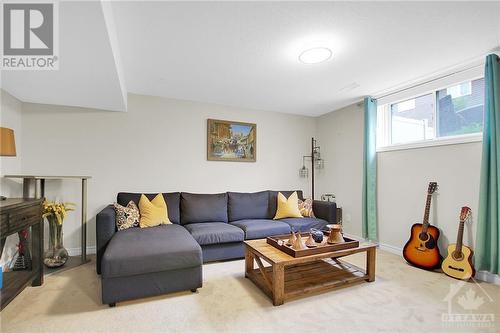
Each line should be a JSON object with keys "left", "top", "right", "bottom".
{"left": 327, "top": 224, "right": 345, "bottom": 244}
{"left": 305, "top": 234, "right": 317, "bottom": 247}
{"left": 293, "top": 233, "right": 307, "bottom": 250}
{"left": 287, "top": 231, "right": 296, "bottom": 246}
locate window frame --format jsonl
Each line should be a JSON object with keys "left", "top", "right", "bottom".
{"left": 376, "top": 75, "right": 484, "bottom": 152}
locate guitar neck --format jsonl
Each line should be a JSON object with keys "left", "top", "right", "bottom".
{"left": 422, "top": 193, "right": 432, "bottom": 231}
{"left": 456, "top": 220, "right": 465, "bottom": 253}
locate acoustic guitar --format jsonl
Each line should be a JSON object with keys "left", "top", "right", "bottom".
{"left": 403, "top": 182, "right": 441, "bottom": 270}
{"left": 442, "top": 207, "right": 475, "bottom": 280}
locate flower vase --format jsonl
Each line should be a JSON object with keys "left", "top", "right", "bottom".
{"left": 43, "top": 216, "right": 69, "bottom": 267}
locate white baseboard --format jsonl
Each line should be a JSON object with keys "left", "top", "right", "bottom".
{"left": 344, "top": 234, "right": 404, "bottom": 257}
{"left": 66, "top": 246, "right": 96, "bottom": 257}
{"left": 342, "top": 233, "right": 365, "bottom": 241}
{"left": 475, "top": 271, "right": 500, "bottom": 285}
{"left": 344, "top": 233, "right": 399, "bottom": 255}
{"left": 342, "top": 233, "right": 404, "bottom": 256}
{"left": 378, "top": 242, "right": 403, "bottom": 256}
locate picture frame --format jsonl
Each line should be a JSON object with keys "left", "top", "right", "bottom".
{"left": 207, "top": 119, "right": 256, "bottom": 162}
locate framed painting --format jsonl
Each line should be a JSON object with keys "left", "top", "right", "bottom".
{"left": 207, "top": 119, "right": 256, "bottom": 162}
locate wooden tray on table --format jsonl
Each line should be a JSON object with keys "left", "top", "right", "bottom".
{"left": 266, "top": 231, "right": 359, "bottom": 257}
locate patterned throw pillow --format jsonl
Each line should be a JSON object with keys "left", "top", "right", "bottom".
{"left": 298, "top": 198, "right": 315, "bottom": 218}
{"left": 114, "top": 201, "right": 140, "bottom": 231}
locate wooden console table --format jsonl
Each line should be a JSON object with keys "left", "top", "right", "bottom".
{"left": 4, "top": 175, "right": 91, "bottom": 264}
{"left": 0, "top": 198, "right": 44, "bottom": 310}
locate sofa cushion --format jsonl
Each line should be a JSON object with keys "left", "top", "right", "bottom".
{"left": 117, "top": 192, "right": 181, "bottom": 224}
{"left": 279, "top": 217, "right": 329, "bottom": 232}
{"left": 101, "top": 224, "right": 202, "bottom": 279}
{"left": 227, "top": 191, "right": 269, "bottom": 222}
{"left": 181, "top": 192, "right": 228, "bottom": 224}
{"left": 184, "top": 222, "right": 244, "bottom": 245}
{"left": 230, "top": 219, "right": 291, "bottom": 240}
{"left": 268, "top": 190, "right": 304, "bottom": 218}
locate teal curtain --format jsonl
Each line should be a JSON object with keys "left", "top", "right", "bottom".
{"left": 362, "top": 97, "right": 378, "bottom": 241}
{"left": 476, "top": 54, "right": 500, "bottom": 275}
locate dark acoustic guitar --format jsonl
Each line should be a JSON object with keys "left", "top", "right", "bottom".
{"left": 403, "top": 182, "right": 441, "bottom": 270}
{"left": 442, "top": 207, "right": 475, "bottom": 280}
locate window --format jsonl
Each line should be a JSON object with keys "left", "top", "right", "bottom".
{"left": 377, "top": 78, "right": 484, "bottom": 150}
{"left": 391, "top": 93, "right": 435, "bottom": 144}
{"left": 437, "top": 79, "right": 484, "bottom": 137}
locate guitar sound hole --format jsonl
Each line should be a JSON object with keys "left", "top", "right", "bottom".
{"left": 452, "top": 251, "right": 464, "bottom": 261}
{"left": 418, "top": 232, "right": 429, "bottom": 241}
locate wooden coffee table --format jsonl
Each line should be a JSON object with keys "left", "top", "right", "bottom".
{"left": 244, "top": 239, "right": 376, "bottom": 306}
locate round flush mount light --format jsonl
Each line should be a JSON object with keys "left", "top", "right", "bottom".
{"left": 298, "top": 47, "right": 332, "bottom": 64}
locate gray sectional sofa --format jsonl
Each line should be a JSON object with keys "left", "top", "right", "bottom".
{"left": 96, "top": 190, "right": 336, "bottom": 306}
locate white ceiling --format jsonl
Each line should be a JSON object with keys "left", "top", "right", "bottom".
{"left": 2, "top": 1, "right": 500, "bottom": 116}
{"left": 1, "top": 1, "right": 127, "bottom": 112}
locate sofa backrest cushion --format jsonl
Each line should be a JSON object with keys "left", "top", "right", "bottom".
{"left": 268, "top": 190, "right": 304, "bottom": 219}
{"left": 181, "top": 192, "right": 228, "bottom": 224}
{"left": 117, "top": 192, "right": 181, "bottom": 224}
{"left": 227, "top": 191, "right": 270, "bottom": 222}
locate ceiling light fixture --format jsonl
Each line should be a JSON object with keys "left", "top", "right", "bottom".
{"left": 298, "top": 47, "right": 332, "bottom": 64}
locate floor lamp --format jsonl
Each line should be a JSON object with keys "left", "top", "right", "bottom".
{"left": 299, "top": 137, "right": 324, "bottom": 200}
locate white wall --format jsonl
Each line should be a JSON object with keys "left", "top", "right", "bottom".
{"left": 378, "top": 142, "right": 481, "bottom": 252}
{"left": 315, "top": 103, "right": 364, "bottom": 237}
{"left": 316, "top": 102, "right": 482, "bottom": 256}
{"left": 0, "top": 90, "right": 23, "bottom": 197}
{"left": 20, "top": 93, "right": 315, "bottom": 253}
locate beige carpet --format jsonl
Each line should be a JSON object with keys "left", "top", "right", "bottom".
{"left": 1, "top": 250, "right": 499, "bottom": 333}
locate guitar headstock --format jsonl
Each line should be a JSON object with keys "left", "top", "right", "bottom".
{"left": 460, "top": 206, "right": 472, "bottom": 223}
{"left": 427, "top": 182, "right": 438, "bottom": 194}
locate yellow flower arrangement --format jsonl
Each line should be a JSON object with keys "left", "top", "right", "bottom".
{"left": 42, "top": 200, "right": 76, "bottom": 225}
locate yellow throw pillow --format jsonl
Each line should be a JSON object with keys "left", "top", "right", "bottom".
{"left": 273, "top": 191, "right": 303, "bottom": 219}
{"left": 138, "top": 194, "right": 171, "bottom": 228}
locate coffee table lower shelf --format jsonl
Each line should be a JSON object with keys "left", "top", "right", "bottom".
{"left": 246, "top": 259, "right": 368, "bottom": 305}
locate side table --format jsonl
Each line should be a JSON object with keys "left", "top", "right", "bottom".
{"left": 4, "top": 175, "right": 91, "bottom": 264}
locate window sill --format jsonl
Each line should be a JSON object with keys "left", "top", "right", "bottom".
{"left": 377, "top": 133, "right": 482, "bottom": 153}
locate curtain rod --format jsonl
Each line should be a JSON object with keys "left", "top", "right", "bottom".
{"left": 373, "top": 62, "right": 484, "bottom": 101}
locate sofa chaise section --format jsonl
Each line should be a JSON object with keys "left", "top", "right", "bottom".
{"left": 101, "top": 225, "right": 201, "bottom": 279}
{"left": 96, "top": 193, "right": 203, "bottom": 306}
{"left": 97, "top": 192, "right": 184, "bottom": 275}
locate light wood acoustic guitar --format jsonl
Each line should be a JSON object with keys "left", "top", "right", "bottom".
{"left": 442, "top": 207, "right": 475, "bottom": 280}
{"left": 403, "top": 182, "right": 441, "bottom": 270}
